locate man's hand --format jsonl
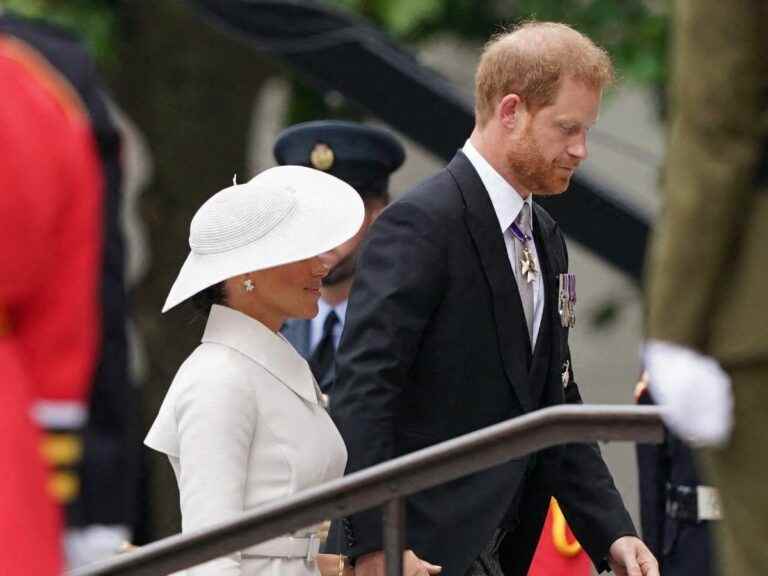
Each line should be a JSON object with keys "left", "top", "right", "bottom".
{"left": 355, "top": 550, "right": 442, "bottom": 576}
{"left": 608, "top": 536, "right": 659, "bottom": 576}
{"left": 644, "top": 339, "right": 733, "bottom": 446}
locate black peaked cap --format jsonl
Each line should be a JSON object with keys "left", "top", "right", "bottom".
{"left": 273, "top": 120, "right": 405, "bottom": 199}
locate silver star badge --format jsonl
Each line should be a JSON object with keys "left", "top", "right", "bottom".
{"left": 561, "top": 360, "right": 570, "bottom": 388}
{"left": 520, "top": 247, "right": 537, "bottom": 284}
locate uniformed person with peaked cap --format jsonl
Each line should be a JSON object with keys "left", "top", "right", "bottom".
{"left": 276, "top": 120, "right": 405, "bottom": 394}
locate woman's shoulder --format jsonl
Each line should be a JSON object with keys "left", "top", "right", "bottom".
{"left": 145, "top": 343, "right": 267, "bottom": 457}
{"left": 183, "top": 340, "right": 252, "bottom": 371}
{"left": 172, "top": 344, "right": 268, "bottom": 432}
{"left": 174, "top": 342, "right": 270, "bottom": 399}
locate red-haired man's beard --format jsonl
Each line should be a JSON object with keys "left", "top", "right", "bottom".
{"left": 506, "top": 130, "right": 577, "bottom": 196}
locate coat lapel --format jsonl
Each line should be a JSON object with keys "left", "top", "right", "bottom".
{"left": 532, "top": 204, "right": 567, "bottom": 332}
{"left": 531, "top": 204, "right": 568, "bottom": 407}
{"left": 530, "top": 204, "right": 561, "bottom": 358}
{"left": 447, "top": 152, "right": 533, "bottom": 412}
{"left": 203, "top": 305, "right": 320, "bottom": 406}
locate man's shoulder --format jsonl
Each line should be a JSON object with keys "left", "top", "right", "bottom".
{"left": 371, "top": 174, "right": 460, "bottom": 244}
{"left": 390, "top": 164, "right": 463, "bottom": 219}
{"left": 532, "top": 201, "right": 562, "bottom": 241}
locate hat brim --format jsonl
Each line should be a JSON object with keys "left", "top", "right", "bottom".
{"left": 162, "top": 166, "right": 365, "bottom": 313}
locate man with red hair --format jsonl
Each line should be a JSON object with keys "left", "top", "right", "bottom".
{"left": 332, "top": 21, "right": 658, "bottom": 576}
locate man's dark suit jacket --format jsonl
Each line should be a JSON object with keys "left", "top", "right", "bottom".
{"left": 330, "top": 151, "right": 636, "bottom": 576}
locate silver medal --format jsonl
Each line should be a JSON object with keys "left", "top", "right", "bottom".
{"left": 561, "top": 360, "right": 570, "bottom": 389}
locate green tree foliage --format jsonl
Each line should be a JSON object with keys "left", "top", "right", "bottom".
{"left": 1, "top": 0, "right": 669, "bottom": 86}
{"left": 292, "top": 0, "right": 668, "bottom": 123}
{"left": 512, "top": 0, "right": 668, "bottom": 85}
{"left": 1, "top": 0, "right": 116, "bottom": 65}
{"left": 331, "top": 0, "right": 668, "bottom": 86}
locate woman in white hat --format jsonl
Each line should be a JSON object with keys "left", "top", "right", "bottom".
{"left": 144, "top": 166, "right": 363, "bottom": 576}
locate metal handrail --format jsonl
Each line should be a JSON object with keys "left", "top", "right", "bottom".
{"left": 70, "top": 404, "right": 663, "bottom": 576}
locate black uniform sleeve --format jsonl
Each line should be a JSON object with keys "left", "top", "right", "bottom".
{"left": 635, "top": 389, "right": 666, "bottom": 558}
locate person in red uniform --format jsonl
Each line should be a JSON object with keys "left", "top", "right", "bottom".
{"left": 0, "top": 34, "right": 102, "bottom": 574}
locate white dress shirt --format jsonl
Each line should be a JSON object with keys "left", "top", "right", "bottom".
{"left": 309, "top": 298, "right": 348, "bottom": 353}
{"left": 145, "top": 305, "right": 347, "bottom": 575}
{"left": 462, "top": 140, "right": 544, "bottom": 346}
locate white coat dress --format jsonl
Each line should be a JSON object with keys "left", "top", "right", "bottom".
{"left": 145, "top": 304, "right": 348, "bottom": 576}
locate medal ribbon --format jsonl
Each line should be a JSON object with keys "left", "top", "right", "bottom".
{"left": 509, "top": 222, "right": 531, "bottom": 244}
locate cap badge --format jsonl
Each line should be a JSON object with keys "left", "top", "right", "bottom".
{"left": 310, "top": 143, "right": 335, "bottom": 171}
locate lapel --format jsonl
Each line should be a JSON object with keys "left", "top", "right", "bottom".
{"left": 530, "top": 204, "right": 568, "bottom": 407}
{"left": 530, "top": 204, "right": 562, "bottom": 359}
{"left": 203, "top": 305, "right": 320, "bottom": 406}
{"left": 447, "top": 152, "right": 533, "bottom": 412}
{"left": 528, "top": 205, "right": 556, "bottom": 404}
{"left": 531, "top": 203, "right": 567, "bottom": 325}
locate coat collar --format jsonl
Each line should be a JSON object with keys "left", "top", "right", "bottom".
{"left": 447, "top": 151, "right": 534, "bottom": 412}
{"left": 202, "top": 305, "right": 320, "bottom": 405}
{"left": 461, "top": 139, "right": 533, "bottom": 234}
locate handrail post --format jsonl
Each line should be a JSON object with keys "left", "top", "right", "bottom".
{"left": 383, "top": 497, "right": 405, "bottom": 576}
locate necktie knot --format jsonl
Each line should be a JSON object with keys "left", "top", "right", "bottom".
{"left": 516, "top": 203, "right": 532, "bottom": 237}
{"left": 310, "top": 309, "right": 340, "bottom": 393}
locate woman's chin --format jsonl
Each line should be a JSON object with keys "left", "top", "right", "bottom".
{"left": 302, "top": 302, "right": 320, "bottom": 319}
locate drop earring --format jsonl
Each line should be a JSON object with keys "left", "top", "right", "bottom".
{"left": 243, "top": 278, "right": 254, "bottom": 292}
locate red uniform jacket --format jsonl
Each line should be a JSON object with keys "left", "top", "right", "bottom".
{"left": 0, "top": 35, "right": 102, "bottom": 574}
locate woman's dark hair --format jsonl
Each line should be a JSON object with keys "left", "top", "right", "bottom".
{"left": 190, "top": 281, "right": 226, "bottom": 317}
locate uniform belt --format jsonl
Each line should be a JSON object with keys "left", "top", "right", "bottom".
{"left": 242, "top": 533, "right": 321, "bottom": 562}
{"left": 666, "top": 483, "right": 722, "bottom": 522}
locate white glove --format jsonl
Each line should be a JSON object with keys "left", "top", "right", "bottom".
{"left": 65, "top": 525, "right": 131, "bottom": 569}
{"left": 643, "top": 340, "right": 733, "bottom": 447}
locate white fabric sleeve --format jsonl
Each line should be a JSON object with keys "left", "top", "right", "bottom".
{"left": 174, "top": 360, "right": 259, "bottom": 576}
{"left": 644, "top": 339, "right": 733, "bottom": 447}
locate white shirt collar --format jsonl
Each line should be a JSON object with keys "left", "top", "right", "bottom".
{"left": 462, "top": 139, "right": 533, "bottom": 233}
{"left": 202, "top": 304, "right": 319, "bottom": 405}
{"left": 311, "top": 298, "right": 348, "bottom": 351}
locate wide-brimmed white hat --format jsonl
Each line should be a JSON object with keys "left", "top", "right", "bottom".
{"left": 162, "top": 165, "right": 365, "bottom": 313}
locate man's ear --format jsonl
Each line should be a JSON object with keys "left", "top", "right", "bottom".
{"left": 498, "top": 94, "right": 524, "bottom": 130}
